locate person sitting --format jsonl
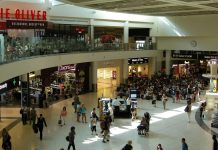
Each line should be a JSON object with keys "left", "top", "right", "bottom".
{"left": 137, "top": 117, "right": 148, "bottom": 135}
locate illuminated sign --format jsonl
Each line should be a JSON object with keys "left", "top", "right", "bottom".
{"left": 128, "top": 57, "right": 148, "bottom": 65}
{"left": 0, "top": 83, "right": 7, "bottom": 90}
{"left": 172, "top": 54, "right": 197, "bottom": 59}
{"left": 58, "top": 64, "right": 77, "bottom": 72}
{"left": 0, "top": 77, "right": 19, "bottom": 94}
{"left": 0, "top": 8, "right": 47, "bottom": 21}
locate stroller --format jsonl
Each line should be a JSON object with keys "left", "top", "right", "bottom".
{"left": 137, "top": 112, "right": 150, "bottom": 136}
{"left": 137, "top": 123, "right": 149, "bottom": 136}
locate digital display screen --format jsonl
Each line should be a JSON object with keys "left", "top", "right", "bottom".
{"left": 130, "top": 94, "right": 137, "bottom": 98}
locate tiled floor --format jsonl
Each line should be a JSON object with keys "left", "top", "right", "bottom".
{"left": 0, "top": 89, "right": 214, "bottom": 150}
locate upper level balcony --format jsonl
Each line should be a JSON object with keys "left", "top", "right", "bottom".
{"left": 0, "top": 36, "right": 157, "bottom": 65}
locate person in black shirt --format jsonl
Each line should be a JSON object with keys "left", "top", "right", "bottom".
{"left": 122, "top": 140, "right": 133, "bottom": 150}
{"left": 37, "top": 114, "right": 47, "bottom": 140}
{"left": 2, "top": 128, "right": 11, "bottom": 150}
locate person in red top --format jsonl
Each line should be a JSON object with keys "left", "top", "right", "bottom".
{"left": 60, "top": 106, "right": 67, "bottom": 126}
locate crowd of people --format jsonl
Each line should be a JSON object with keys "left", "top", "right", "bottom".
{"left": 2, "top": 71, "right": 216, "bottom": 150}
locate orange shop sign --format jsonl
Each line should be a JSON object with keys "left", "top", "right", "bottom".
{"left": 0, "top": 8, "right": 47, "bottom": 21}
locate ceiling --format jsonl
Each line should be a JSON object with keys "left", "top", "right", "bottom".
{"left": 58, "top": 0, "right": 218, "bottom": 16}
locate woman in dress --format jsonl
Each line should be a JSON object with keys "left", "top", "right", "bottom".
{"left": 60, "top": 106, "right": 67, "bottom": 126}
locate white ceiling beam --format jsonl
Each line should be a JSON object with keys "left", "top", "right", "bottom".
{"left": 158, "top": 0, "right": 218, "bottom": 11}
{"left": 78, "top": 0, "right": 123, "bottom": 6}
{"left": 144, "top": 9, "right": 212, "bottom": 15}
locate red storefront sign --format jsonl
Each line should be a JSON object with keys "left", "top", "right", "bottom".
{"left": 0, "top": 8, "right": 47, "bottom": 21}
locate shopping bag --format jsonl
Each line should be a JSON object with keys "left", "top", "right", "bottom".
{"left": 33, "top": 124, "right": 38, "bottom": 134}
{"left": 58, "top": 119, "right": 62, "bottom": 125}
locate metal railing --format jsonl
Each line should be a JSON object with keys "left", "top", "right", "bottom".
{"left": 1, "top": 36, "right": 156, "bottom": 64}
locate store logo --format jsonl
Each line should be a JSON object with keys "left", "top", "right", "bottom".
{"left": 0, "top": 8, "right": 47, "bottom": 21}
{"left": 0, "top": 83, "right": 7, "bottom": 90}
{"left": 58, "top": 64, "right": 77, "bottom": 72}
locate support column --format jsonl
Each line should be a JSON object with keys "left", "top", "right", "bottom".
{"left": 148, "top": 57, "right": 156, "bottom": 78}
{"left": 122, "top": 59, "right": 129, "bottom": 84}
{"left": 91, "top": 61, "right": 98, "bottom": 92}
{"left": 165, "top": 50, "right": 171, "bottom": 75}
{"left": 123, "top": 21, "right": 129, "bottom": 50}
{"left": 0, "top": 34, "right": 4, "bottom": 62}
{"left": 90, "top": 19, "right": 94, "bottom": 50}
{"left": 21, "top": 74, "right": 30, "bottom": 107}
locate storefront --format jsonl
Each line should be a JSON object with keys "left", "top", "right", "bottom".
{"left": 41, "top": 63, "right": 90, "bottom": 102}
{"left": 171, "top": 53, "right": 197, "bottom": 77}
{"left": 0, "top": 77, "right": 20, "bottom": 106}
{"left": 94, "top": 27, "right": 123, "bottom": 50}
{"left": 97, "top": 67, "right": 120, "bottom": 89}
{"left": 128, "top": 57, "right": 149, "bottom": 78}
{"left": 96, "top": 60, "right": 122, "bottom": 90}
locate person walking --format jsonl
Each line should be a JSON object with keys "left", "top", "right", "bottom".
{"left": 90, "top": 116, "right": 98, "bottom": 135}
{"left": 101, "top": 113, "right": 112, "bottom": 143}
{"left": 181, "top": 138, "right": 188, "bottom": 150}
{"left": 68, "top": 126, "right": 76, "bottom": 150}
{"left": 212, "top": 135, "right": 218, "bottom": 150}
{"left": 73, "top": 95, "right": 80, "bottom": 113}
{"left": 60, "top": 106, "right": 67, "bottom": 126}
{"left": 81, "top": 104, "right": 87, "bottom": 123}
{"left": 199, "top": 103, "right": 204, "bottom": 118}
{"left": 30, "top": 106, "right": 37, "bottom": 125}
{"left": 186, "top": 100, "right": 192, "bottom": 123}
{"left": 162, "top": 93, "right": 168, "bottom": 110}
{"left": 157, "top": 144, "right": 163, "bottom": 150}
{"left": 2, "top": 128, "right": 11, "bottom": 150}
{"left": 122, "top": 140, "right": 133, "bottom": 150}
{"left": 76, "top": 103, "right": 81, "bottom": 122}
{"left": 37, "top": 114, "right": 47, "bottom": 140}
{"left": 20, "top": 106, "right": 28, "bottom": 125}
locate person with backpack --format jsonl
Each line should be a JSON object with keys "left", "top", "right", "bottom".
{"left": 181, "top": 138, "right": 188, "bottom": 150}
{"left": 122, "top": 140, "right": 133, "bottom": 150}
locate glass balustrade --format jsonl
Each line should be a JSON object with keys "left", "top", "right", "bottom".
{"left": 0, "top": 36, "right": 156, "bottom": 64}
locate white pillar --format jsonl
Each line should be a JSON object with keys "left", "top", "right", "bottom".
{"left": 90, "top": 19, "right": 94, "bottom": 50}
{"left": 123, "top": 21, "right": 129, "bottom": 44}
{"left": 165, "top": 50, "right": 171, "bottom": 75}
{"left": 123, "top": 21, "right": 129, "bottom": 50}
{"left": 122, "top": 59, "right": 129, "bottom": 84}
{"left": 0, "top": 34, "right": 4, "bottom": 62}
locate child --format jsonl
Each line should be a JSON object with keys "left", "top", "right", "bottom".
{"left": 90, "top": 117, "right": 98, "bottom": 135}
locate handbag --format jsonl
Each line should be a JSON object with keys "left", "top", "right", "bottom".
{"left": 58, "top": 119, "right": 62, "bottom": 125}
{"left": 184, "top": 106, "right": 189, "bottom": 112}
{"left": 33, "top": 124, "right": 38, "bottom": 134}
{"left": 66, "top": 136, "right": 69, "bottom": 141}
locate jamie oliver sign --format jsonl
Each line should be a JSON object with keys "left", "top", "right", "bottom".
{"left": 0, "top": 8, "right": 47, "bottom": 21}
{"left": 58, "top": 64, "right": 77, "bottom": 72}
{"left": 6, "top": 20, "right": 47, "bottom": 29}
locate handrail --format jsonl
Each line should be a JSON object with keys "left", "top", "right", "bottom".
{"left": 0, "top": 36, "right": 156, "bottom": 65}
